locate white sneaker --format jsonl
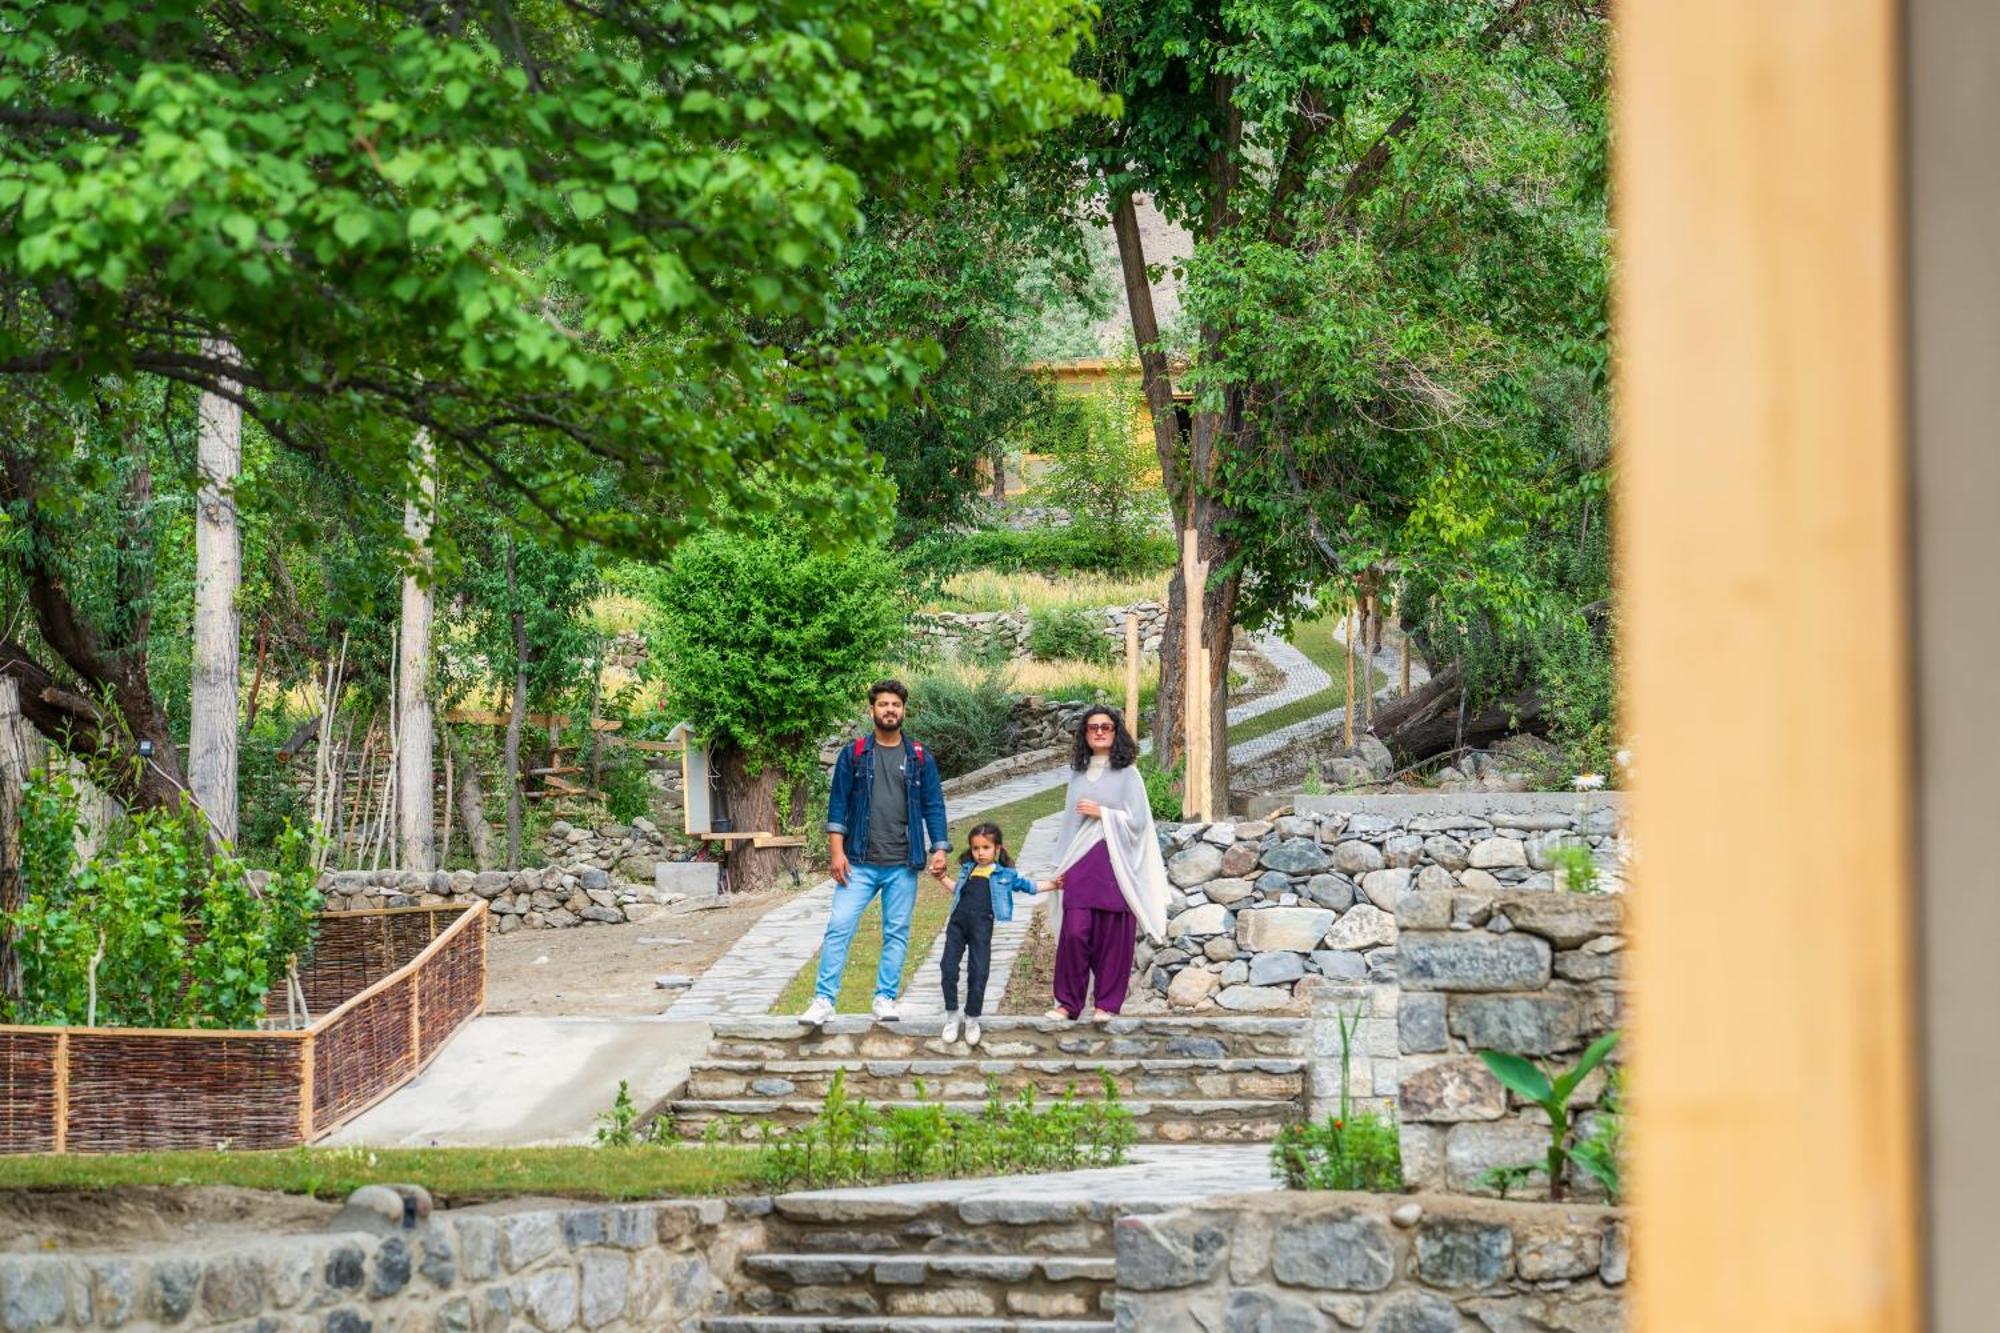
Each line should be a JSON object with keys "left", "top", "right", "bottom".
{"left": 941, "top": 1012, "right": 961, "bottom": 1043}
{"left": 800, "top": 996, "right": 835, "bottom": 1025}
{"left": 872, "top": 995, "right": 901, "bottom": 1023}
{"left": 964, "top": 1019, "right": 982, "bottom": 1047}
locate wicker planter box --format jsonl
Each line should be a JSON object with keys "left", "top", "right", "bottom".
{"left": 0, "top": 901, "right": 487, "bottom": 1154}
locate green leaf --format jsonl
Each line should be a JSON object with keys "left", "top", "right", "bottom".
{"left": 1479, "top": 1050, "right": 1552, "bottom": 1104}
{"left": 1552, "top": 1031, "right": 1621, "bottom": 1104}
{"left": 604, "top": 183, "right": 638, "bottom": 214}
{"left": 332, "top": 211, "right": 371, "bottom": 246}
{"left": 570, "top": 190, "right": 604, "bottom": 221}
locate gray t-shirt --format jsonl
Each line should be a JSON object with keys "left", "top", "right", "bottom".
{"left": 863, "top": 741, "right": 911, "bottom": 866}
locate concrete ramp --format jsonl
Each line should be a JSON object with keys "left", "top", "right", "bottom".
{"left": 321, "top": 1015, "right": 711, "bottom": 1148}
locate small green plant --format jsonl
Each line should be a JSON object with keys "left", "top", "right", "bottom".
{"left": 1550, "top": 843, "right": 1600, "bottom": 894}
{"left": 1300, "top": 762, "right": 1328, "bottom": 796}
{"left": 1271, "top": 1007, "right": 1403, "bottom": 1192}
{"left": 1477, "top": 1030, "right": 1621, "bottom": 1202}
{"left": 1137, "top": 754, "right": 1182, "bottom": 822}
{"left": 735, "top": 1068, "right": 1136, "bottom": 1190}
{"left": 1477, "top": 1163, "right": 1541, "bottom": 1199}
{"left": 1027, "top": 606, "right": 1114, "bottom": 665}
{"left": 594, "top": 1080, "right": 643, "bottom": 1147}
{"left": 1569, "top": 1067, "right": 1624, "bottom": 1202}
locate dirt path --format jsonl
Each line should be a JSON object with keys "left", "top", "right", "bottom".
{"left": 484, "top": 891, "right": 796, "bottom": 1018}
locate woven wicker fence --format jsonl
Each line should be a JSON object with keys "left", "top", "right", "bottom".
{"left": 0, "top": 901, "right": 487, "bottom": 1154}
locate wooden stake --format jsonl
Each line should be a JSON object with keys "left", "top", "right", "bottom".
{"left": 1181, "top": 530, "right": 1209, "bottom": 820}
{"left": 1344, "top": 606, "right": 1357, "bottom": 749}
{"left": 1124, "top": 612, "right": 1141, "bottom": 739}
{"left": 297, "top": 1036, "right": 315, "bottom": 1143}
{"left": 51, "top": 1031, "right": 68, "bottom": 1153}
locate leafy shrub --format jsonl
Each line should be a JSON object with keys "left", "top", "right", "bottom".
{"left": 907, "top": 527, "right": 1175, "bottom": 580}
{"left": 597, "top": 749, "right": 656, "bottom": 825}
{"left": 1028, "top": 606, "right": 1113, "bottom": 664}
{"left": 908, "top": 671, "right": 1015, "bottom": 779}
{"left": 1570, "top": 1067, "right": 1624, "bottom": 1202}
{"left": 4, "top": 774, "right": 323, "bottom": 1029}
{"left": 1536, "top": 607, "right": 1617, "bottom": 781}
{"left": 1270, "top": 1007, "right": 1403, "bottom": 1191}
{"left": 1138, "top": 755, "right": 1181, "bottom": 822}
{"left": 724, "top": 1068, "right": 1137, "bottom": 1190}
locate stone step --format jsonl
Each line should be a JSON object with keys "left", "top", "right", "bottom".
{"left": 664, "top": 1096, "right": 1300, "bottom": 1143}
{"left": 706, "top": 1016, "right": 1308, "bottom": 1065}
{"left": 685, "top": 1057, "right": 1307, "bottom": 1103}
{"left": 700, "top": 1312, "right": 1112, "bottom": 1320}
{"left": 736, "top": 1252, "right": 1115, "bottom": 1321}
{"left": 764, "top": 1194, "right": 1128, "bottom": 1256}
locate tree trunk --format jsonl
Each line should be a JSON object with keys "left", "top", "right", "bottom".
{"left": 503, "top": 537, "right": 528, "bottom": 870}
{"left": 715, "top": 744, "right": 785, "bottom": 895}
{"left": 1368, "top": 664, "right": 1551, "bottom": 765}
{"left": 0, "top": 678, "right": 29, "bottom": 1005}
{"left": 449, "top": 732, "right": 499, "bottom": 871}
{"left": 397, "top": 430, "right": 436, "bottom": 870}
{"left": 189, "top": 339, "right": 242, "bottom": 845}
{"left": 1109, "top": 189, "right": 1238, "bottom": 805}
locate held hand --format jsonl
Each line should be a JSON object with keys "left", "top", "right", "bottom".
{"left": 830, "top": 849, "right": 851, "bottom": 885}
{"left": 1076, "top": 799, "right": 1102, "bottom": 819}
{"left": 927, "top": 849, "right": 948, "bottom": 879}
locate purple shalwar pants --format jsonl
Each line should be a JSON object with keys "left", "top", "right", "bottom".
{"left": 1053, "top": 840, "right": 1136, "bottom": 1015}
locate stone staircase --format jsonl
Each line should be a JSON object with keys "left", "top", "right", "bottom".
{"left": 701, "top": 1189, "right": 1126, "bottom": 1332}
{"left": 661, "top": 1015, "right": 1309, "bottom": 1145}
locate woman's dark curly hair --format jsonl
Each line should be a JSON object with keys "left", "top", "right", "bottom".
{"left": 1070, "top": 706, "right": 1139, "bottom": 771}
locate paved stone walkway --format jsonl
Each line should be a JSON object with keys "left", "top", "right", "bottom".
{"left": 668, "top": 625, "right": 1419, "bottom": 1022}
{"left": 773, "top": 1143, "right": 1276, "bottom": 1211}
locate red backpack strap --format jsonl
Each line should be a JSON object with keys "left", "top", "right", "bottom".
{"left": 853, "top": 736, "right": 867, "bottom": 761}
{"left": 912, "top": 742, "right": 926, "bottom": 768}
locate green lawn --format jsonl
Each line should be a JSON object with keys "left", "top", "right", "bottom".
{"left": 771, "top": 785, "right": 1068, "bottom": 1015}
{"left": 0, "top": 1145, "right": 764, "bottom": 1204}
{"left": 1232, "top": 615, "right": 1389, "bottom": 746}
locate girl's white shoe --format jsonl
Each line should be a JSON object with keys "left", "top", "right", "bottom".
{"left": 941, "top": 1012, "right": 962, "bottom": 1043}
{"left": 964, "top": 1019, "right": 982, "bottom": 1047}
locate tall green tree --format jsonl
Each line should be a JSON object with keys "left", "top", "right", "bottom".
{"left": 1069, "top": 0, "right": 1609, "bottom": 793}
{"left": 0, "top": 0, "right": 1098, "bottom": 802}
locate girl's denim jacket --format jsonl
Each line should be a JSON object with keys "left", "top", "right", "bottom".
{"left": 949, "top": 863, "right": 1040, "bottom": 923}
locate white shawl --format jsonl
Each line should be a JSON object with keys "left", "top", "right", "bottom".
{"left": 1044, "top": 759, "right": 1169, "bottom": 943}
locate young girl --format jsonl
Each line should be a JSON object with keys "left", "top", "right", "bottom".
{"left": 937, "top": 822, "right": 1056, "bottom": 1046}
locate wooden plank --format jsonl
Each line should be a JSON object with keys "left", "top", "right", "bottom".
{"left": 51, "top": 1031, "right": 67, "bottom": 1154}
{"left": 441, "top": 709, "right": 623, "bottom": 733}
{"left": 297, "top": 1035, "right": 315, "bottom": 1142}
{"left": 751, "top": 834, "right": 806, "bottom": 849}
{"left": 1616, "top": 1, "right": 1920, "bottom": 1328}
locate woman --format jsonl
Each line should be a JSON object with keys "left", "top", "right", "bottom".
{"left": 1045, "top": 706, "right": 1169, "bottom": 1020}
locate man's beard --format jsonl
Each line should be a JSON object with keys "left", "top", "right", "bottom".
{"left": 875, "top": 713, "right": 903, "bottom": 733}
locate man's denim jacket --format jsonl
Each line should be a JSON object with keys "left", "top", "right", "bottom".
{"left": 823, "top": 734, "right": 950, "bottom": 869}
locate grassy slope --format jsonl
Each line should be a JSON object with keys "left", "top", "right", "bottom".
{"left": 1231, "top": 615, "right": 1388, "bottom": 745}
{"left": 0, "top": 1146, "right": 763, "bottom": 1204}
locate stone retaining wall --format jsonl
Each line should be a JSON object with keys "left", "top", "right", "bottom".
{"left": 0, "top": 1198, "right": 765, "bottom": 1332}
{"left": 1153, "top": 794, "right": 1629, "bottom": 1201}
{"left": 1115, "top": 1191, "right": 1626, "bottom": 1332}
{"left": 910, "top": 600, "right": 1168, "bottom": 661}
{"left": 316, "top": 816, "right": 697, "bottom": 933}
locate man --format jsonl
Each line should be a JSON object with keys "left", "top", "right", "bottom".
{"left": 804, "top": 679, "right": 950, "bottom": 1024}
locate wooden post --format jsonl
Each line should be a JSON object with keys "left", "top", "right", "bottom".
{"left": 1620, "top": 0, "right": 1919, "bottom": 1326}
{"left": 1194, "top": 645, "right": 1213, "bottom": 820}
{"left": 51, "top": 1030, "right": 68, "bottom": 1154}
{"left": 1125, "top": 612, "right": 1140, "bottom": 740}
{"left": 297, "top": 1036, "right": 315, "bottom": 1143}
{"left": 1343, "top": 607, "right": 1356, "bottom": 749}
{"left": 1181, "top": 529, "right": 1210, "bottom": 819}
{"left": 1400, "top": 637, "right": 1411, "bottom": 698}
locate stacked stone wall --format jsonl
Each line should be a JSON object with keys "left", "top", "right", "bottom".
{"left": 1154, "top": 794, "right": 1628, "bottom": 1201}
{"left": 909, "top": 601, "right": 1168, "bottom": 661}
{"left": 0, "top": 1199, "right": 765, "bottom": 1332}
{"left": 1115, "top": 1192, "right": 1626, "bottom": 1332}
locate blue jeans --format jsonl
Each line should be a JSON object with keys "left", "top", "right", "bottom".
{"left": 815, "top": 864, "right": 919, "bottom": 1004}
